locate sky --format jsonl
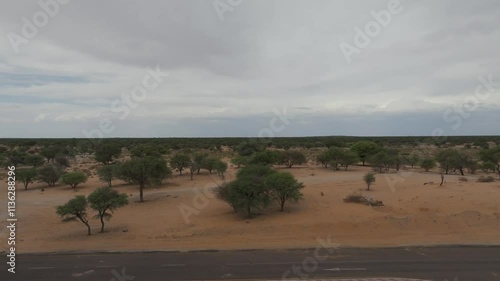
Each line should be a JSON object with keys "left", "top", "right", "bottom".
{"left": 0, "top": 0, "right": 499, "bottom": 138}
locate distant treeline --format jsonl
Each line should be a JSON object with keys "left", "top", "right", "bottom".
{"left": 0, "top": 135, "right": 499, "bottom": 151}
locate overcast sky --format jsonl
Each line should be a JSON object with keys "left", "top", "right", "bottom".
{"left": 0, "top": 0, "right": 499, "bottom": 138}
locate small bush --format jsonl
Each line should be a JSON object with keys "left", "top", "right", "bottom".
{"left": 477, "top": 176, "right": 495, "bottom": 183}
{"left": 343, "top": 193, "right": 384, "bottom": 207}
{"left": 458, "top": 177, "right": 468, "bottom": 182}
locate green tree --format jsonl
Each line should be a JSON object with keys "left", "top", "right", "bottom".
{"left": 280, "top": 150, "right": 306, "bottom": 168}
{"left": 435, "top": 149, "right": 466, "bottom": 175}
{"left": 235, "top": 141, "right": 265, "bottom": 156}
{"left": 266, "top": 172, "right": 304, "bottom": 211}
{"left": 60, "top": 172, "right": 88, "bottom": 188}
{"left": 94, "top": 142, "right": 122, "bottom": 164}
{"left": 200, "top": 156, "right": 218, "bottom": 174}
{"left": 481, "top": 161, "right": 496, "bottom": 173}
{"left": 88, "top": 186, "right": 128, "bottom": 232}
{"left": 480, "top": 147, "right": 500, "bottom": 178}
{"left": 420, "top": 158, "right": 436, "bottom": 172}
{"left": 170, "top": 153, "right": 191, "bottom": 175}
{"left": 405, "top": 154, "right": 420, "bottom": 168}
{"left": 56, "top": 195, "right": 92, "bottom": 235}
{"left": 130, "top": 144, "right": 162, "bottom": 158}
{"left": 249, "top": 151, "right": 280, "bottom": 165}
{"left": 120, "top": 157, "right": 172, "bottom": 202}
{"left": 231, "top": 155, "right": 250, "bottom": 168}
{"left": 219, "top": 165, "right": 276, "bottom": 218}
{"left": 40, "top": 146, "right": 59, "bottom": 162}
{"left": 363, "top": 172, "right": 376, "bottom": 191}
{"left": 193, "top": 153, "right": 208, "bottom": 174}
{"left": 350, "top": 141, "right": 379, "bottom": 166}
{"left": 37, "top": 165, "right": 64, "bottom": 187}
{"left": 215, "top": 159, "right": 228, "bottom": 178}
{"left": 338, "top": 150, "right": 359, "bottom": 171}
{"left": 17, "top": 168, "right": 37, "bottom": 190}
{"left": 97, "top": 165, "right": 118, "bottom": 187}
{"left": 24, "top": 154, "right": 45, "bottom": 168}
{"left": 369, "top": 151, "right": 392, "bottom": 173}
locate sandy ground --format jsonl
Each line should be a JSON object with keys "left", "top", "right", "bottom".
{"left": 1, "top": 164, "right": 500, "bottom": 253}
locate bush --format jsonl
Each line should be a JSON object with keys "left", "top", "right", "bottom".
{"left": 477, "top": 176, "right": 495, "bottom": 183}
{"left": 458, "top": 177, "right": 468, "bottom": 182}
{"left": 343, "top": 193, "right": 384, "bottom": 207}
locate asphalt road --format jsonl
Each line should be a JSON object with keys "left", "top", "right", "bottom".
{"left": 2, "top": 246, "right": 500, "bottom": 281}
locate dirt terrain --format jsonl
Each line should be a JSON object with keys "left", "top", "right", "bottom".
{"left": 1, "top": 164, "right": 500, "bottom": 253}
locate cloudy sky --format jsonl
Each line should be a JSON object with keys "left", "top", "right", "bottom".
{"left": 0, "top": 0, "right": 499, "bottom": 138}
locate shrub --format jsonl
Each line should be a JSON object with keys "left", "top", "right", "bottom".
{"left": 343, "top": 193, "right": 384, "bottom": 207}
{"left": 477, "top": 176, "right": 495, "bottom": 183}
{"left": 458, "top": 177, "right": 468, "bottom": 182}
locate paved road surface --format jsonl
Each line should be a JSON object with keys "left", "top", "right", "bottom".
{"left": 2, "top": 246, "right": 500, "bottom": 281}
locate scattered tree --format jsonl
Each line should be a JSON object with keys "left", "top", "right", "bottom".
{"left": 420, "top": 158, "right": 436, "bottom": 172}
{"left": 56, "top": 195, "right": 92, "bottom": 235}
{"left": 37, "top": 165, "right": 64, "bottom": 187}
{"left": 215, "top": 159, "right": 228, "bottom": 178}
{"left": 120, "top": 157, "right": 172, "bottom": 202}
{"left": 60, "top": 171, "right": 88, "bottom": 188}
{"left": 40, "top": 146, "right": 59, "bottom": 162}
{"left": 24, "top": 154, "right": 45, "bottom": 168}
{"left": 88, "top": 186, "right": 128, "bottom": 232}
{"left": 350, "top": 141, "right": 379, "bottom": 166}
{"left": 94, "top": 142, "right": 122, "bottom": 164}
{"left": 170, "top": 153, "right": 191, "bottom": 175}
{"left": 266, "top": 172, "right": 304, "bottom": 211}
{"left": 279, "top": 150, "right": 306, "bottom": 168}
{"left": 363, "top": 172, "right": 376, "bottom": 191}
{"left": 97, "top": 165, "right": 118, "bottom": 187}
{"left": 17, "top": 168, "right": 37, "bottom": 190}
{"left": 201, "top": 157, "right": 218, "bottom": 174}
{"left": 480, "top": 147, "right": 500, "bottom": 178}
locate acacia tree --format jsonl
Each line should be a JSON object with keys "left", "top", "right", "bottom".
{"left": 363, "top": 172, "right": 376, "bottom": 191}
{"left": 24, "top": 154, "right": 45, "bottom": 168}
{"left": 170, "top": 153, "right": 191, "bottom": 175}
{"left": 94, "top": 142, "right": 122, "bottom": 164}
{"left": 266, "top": 172, "right": 304, "bottom": 211}
{"left": 480, "top": 147, "right": 500, "bottom": 178}
{"left": 193, "top": 153, "right": 208, "bottom": 174}
{"left": 201, "top": 157, "right": 219, "bottom": 174}
{"left": 120, "top": 157, "right": 172, "bottom": 202}
{"left": 40, "top": 146, "right": 59, "bottom": 162}
{"left": 350, "top": 141, "right": 379, "bottom": 166}
{"left": 218, "top": 165, "right": 275, "bottom": 218}
{"left": 97, "top": 165, "right": 118, "bottom": 187}
{"left": 17, "top": 168, "right": 37, "bottom": 190}
{"left": 280, "top": 150, "right": 306, "bottom": 168}
{"left": 37, "top": 164, "right": 64, "bottom": 187}
{"left": 215, "top": 159, "right": 228, "bottom": 178}
{"left": 56, "top": 195, "right": 92, "bottom": 236}
{"left": 88, "top": 187, "right": 128, "bottom": 233}
{"left": 420, "top": 158, "right": 436, "bottom": 172}
{"left": 60, "top": 172, "right": 88, "bottom": 188}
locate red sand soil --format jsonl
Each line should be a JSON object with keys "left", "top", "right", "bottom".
{"left": 1, "top": 164, "right": 500, "bottom": 253}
